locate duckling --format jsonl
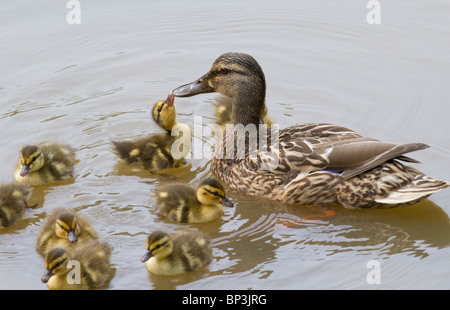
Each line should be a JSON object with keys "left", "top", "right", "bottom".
{"left": 111, "top": 94, "right": 191, "bottom": 173}
{"left": 141, "top": 230, "right": 211, "bottom": 275}
{"left": 14, "top": 142, "right": 76, "bottom": 186}
{"left": 36, "top": 208, "right": 98, "bottom": 256}
{"left": 0, "top": 183, "right": 35, "bottom": 228}
{"left": 171, "top": 52, "right": 449, "bottom": 209}
{"left": 214, "top": 95, "right": 273, "bottom": 131}
{"left": 153, "top": 178, "right": 234, "bottom": 223}
{"left": 41, "top": 240, "right": 114, "bottom": 290}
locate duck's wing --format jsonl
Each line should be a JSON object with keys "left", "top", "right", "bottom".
{"left": 255, "top": 123, "right": 428, "bottom": 179}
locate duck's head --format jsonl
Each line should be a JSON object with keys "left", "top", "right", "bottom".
{"left": 55, "top": 212, "right": 80, "bottom": 243}
{"left": 41, "top": 248, "right": 70, "bottom": 283}
{"left": 19, "top": 145, "right": 45, "bottom": 176}
{"left": 141, "top": 230, "right": 174, "bottom": 262}
{"left": 196, "top": 178, "right": 234, "bottom": 208}
{"left": 151, "top": 94, "right": 177, "bottom": 131}
{"left": 172, "top": 52, "right": 266, "bottom": 126}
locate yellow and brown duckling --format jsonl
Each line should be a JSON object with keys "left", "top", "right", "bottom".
{"left": 111, "top": 94, "right": 191, "bottom": 173}
{"left": 36, "top": 208, "right": 98, "bottom": 256}
{"left": 141, "top": 230, "right": 212, "bottom": 275}
{"left": 0, "top": 183, "right": 36, "bottom": 228}
{"left": 171, "top": 52, "right": 449, "bottom": 209}
{"left": 14, "top": 142, "right": 76, "bottom": 186}
{"left": 41, "top": 240, "right": 114, "bottom": 290}
{"left": 153, "top": 178, "right": 234, "bottom": 223}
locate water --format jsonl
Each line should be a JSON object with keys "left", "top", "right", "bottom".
{"left": 1, "top": 0, "right": 449, "bottom": 290}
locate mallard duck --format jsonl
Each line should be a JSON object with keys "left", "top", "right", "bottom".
{"left": 111, "top": 94, "right": 191, "bottom": 173}
{"left": 14, "top": 142, "right": 76, "bottom": 186}
{"left": 41, "top": 240, "right": 114, "bottom": 290}
{"left": 152, "top": 178, "right": 234, "bottom": 223}
{"left": 214, "top": 95, "right": 272, "bottom": 131}
{"left": 0, "top": 183, "right": 35, "bottom": 228}
{"left": 171, "top": 52, "right": 449, "bottom": 209}
{"left": 140, "top": 230, "right": 211, "bottom": 275}
{"left": 36, "top": 208, "right": 98, "bottom": 256}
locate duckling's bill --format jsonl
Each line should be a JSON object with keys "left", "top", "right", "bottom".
{"left": 20, "top": 164, "right": 30, "bottom": 177}
{"left": 221, "top": 196, "right": 234, "bottom": 208}
{"left": 68, "top": 230, "right": 78, "bottom": 243}
{"left": 41, "top": 270, "right": 53, "bottom": 283}
{"left": 165, "top": 93, "right": 175, "bottom": 107}
{"left": 140, "top": 251, "right": 152, "bottom": 262}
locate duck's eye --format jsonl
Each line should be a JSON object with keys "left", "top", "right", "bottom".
{"left": 158, "top": 106, "right": 163, "bottom": 112}
{"left": 220, "top": 67, "right": 229, "bottom": 75}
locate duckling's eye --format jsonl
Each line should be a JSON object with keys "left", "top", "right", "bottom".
{"left": 158, "top": 106, "right": 163, "bottom": 112}
{"left": 220, "top": 67, "right": 229, "bottom": 75}
{"left": 31, "top": 154, "right": 40, "bottom": 163}
{"left": 153, "top": 241, "right": 167, "bottom": 250}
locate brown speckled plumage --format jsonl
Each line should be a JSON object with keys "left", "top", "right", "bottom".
{"left": 172, "top": 52, "right": 449, "bottom": 209}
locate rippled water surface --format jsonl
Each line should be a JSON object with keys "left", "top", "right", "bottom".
{"left": 1, "top": 0, "right": 449, "bottom": 290}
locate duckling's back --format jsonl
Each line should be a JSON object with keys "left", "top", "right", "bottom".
{"left": 40, "top": 142, "right": 76, "bottom": 179}
{"left": 112, "top": 133, "right": 180, "bottom": 172}
{"left": 153, "top": 184, "right": 202, "bottom": 223}
{"left": 172, "top": 231, "right": 212, "bottom": 273}
{"left": 73, "top": 241, "right": 114, "bottom": 289}
{"left": 0, "top": 183, "right": 32, "bottom": 228}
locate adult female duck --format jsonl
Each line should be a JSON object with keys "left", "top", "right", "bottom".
{"left": 171, "top": 52, "right": 449, "bottom": 209}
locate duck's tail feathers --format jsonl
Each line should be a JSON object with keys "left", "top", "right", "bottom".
{"left": 375, "top": 176, "right": 450, "bottom": 204}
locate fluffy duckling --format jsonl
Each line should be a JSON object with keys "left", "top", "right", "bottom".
{"left": 111, "top": 94, "right": 191, "bottom": 173}
{"left": 0, "top": 183, "right": 35, "bottom": 228}
{"left": 141, "top": 230, "right": 211, "bottom": 275}
{"left": 214, "top": 96, "right": 273, "bottom": 131}
{"left": 36, "top": 208, "right": 98, "bottom": 256}
{"left": 153, "top": 178, "right": 234, "bottom": 223}
{"left": 14, "top": 142, "right": 76, "bottom": 186}
{"left": 41, "top": 240, "right": 114, "bottom": 290}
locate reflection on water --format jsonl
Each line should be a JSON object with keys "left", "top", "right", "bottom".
{"left": 1, "top": 0, "right": 450, "bottom": 290}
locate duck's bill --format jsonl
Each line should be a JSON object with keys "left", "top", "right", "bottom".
{"left": 171, "top": 73, "right": 214, "bottom": 97}
{"left": 41, "top": 270, "right": 53, "bottom": 283}
{"left": 140, "top": 251, "right": 153, "bottom": 263}
{"left": 221, "top": 197, "right": 234, "bottom": 208}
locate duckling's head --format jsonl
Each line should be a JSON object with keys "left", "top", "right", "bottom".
{"left": 19, "top": 145, "right": 45, "bottom": 176}
{"left": 55, "top": 212, "right": 81, "bottom": 243}
{"left": 151, "top": 94, "right": 177, "bottom": 131}
{"left": 196, "top": 178, "right": 234, "bottom": 208}
{"left": 41, "top": 247, "right": 70, "bottom": 283}
{"left": 141, "top": 230, "right": 174, "bottom": 262}
{"left": 172, "top": 52, "right": 266, "bottom": 126}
